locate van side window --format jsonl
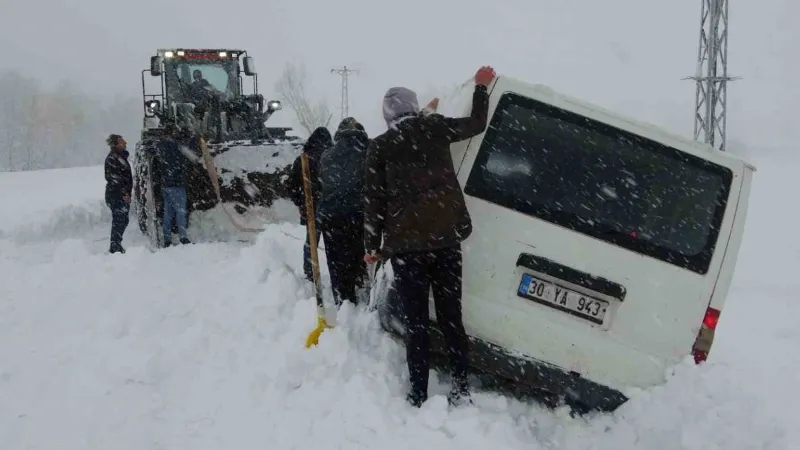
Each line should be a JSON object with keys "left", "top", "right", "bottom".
{"left": 464, "top": 92, "right": 733, "bottom": 275}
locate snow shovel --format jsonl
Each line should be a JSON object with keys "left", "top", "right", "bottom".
{"left": 302, "top": 151, "right": 331, "bottom": 348}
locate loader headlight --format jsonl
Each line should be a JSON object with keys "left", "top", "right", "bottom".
{"left": 267, "top": 100, "right": 282, "bottom": 112}
{"left": 144, "top": 100, "right": 161, "bottom": 117}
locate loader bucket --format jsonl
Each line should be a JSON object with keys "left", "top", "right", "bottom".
{"left": 133, "top": 135, "right": 305, "bottom": 246}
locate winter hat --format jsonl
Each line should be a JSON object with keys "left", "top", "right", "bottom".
{"left": 337, "top": 117, "right": 363, "bottom": 132}
{"left": 304, "top": 126, "right": 333, "bottom": 152}
{"left": 382, "top": 87, "right": 419, "bottom": 126}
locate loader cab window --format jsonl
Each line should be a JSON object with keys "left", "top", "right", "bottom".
{"left": 164, "top": 59, "right": 239, "bottom": 104}
{"left": 464, "top": 92, "right": 733, "bottom": 274}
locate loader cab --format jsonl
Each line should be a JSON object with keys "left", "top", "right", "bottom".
{"left": 141, "top": 49, "right": 279, "bottom": 140}
{"left": 163, "top": 55, "right": 240, "bottom": 104}
{"left": 374, "top": 75, "right": 756, "bottom": 412}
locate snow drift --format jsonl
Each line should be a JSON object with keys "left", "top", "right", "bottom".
{"left": 0, "top": 153, "right": 795, "bottom": 450}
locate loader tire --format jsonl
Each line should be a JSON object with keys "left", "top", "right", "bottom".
{"left": 137, "top": 201, "right": 148, "bottom": 234}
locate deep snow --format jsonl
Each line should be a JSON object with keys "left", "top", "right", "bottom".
{"left": 0, "top": 153, "right": 795, "bottom": 450}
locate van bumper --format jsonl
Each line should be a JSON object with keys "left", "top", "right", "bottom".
{"left": 377, "top": 295, "right": 628, "bottom": 413}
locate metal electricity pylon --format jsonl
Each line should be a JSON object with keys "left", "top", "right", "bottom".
{"left": 685, "top": 0, "right": 740, "bottom": 152}
{"left": 331, "top": 66, "right": 358, "bottom": 122}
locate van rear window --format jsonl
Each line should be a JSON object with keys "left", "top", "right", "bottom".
{"left": 464, "top": 92, "right": 733, "bottom": 274}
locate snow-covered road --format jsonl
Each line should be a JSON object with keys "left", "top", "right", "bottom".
{"left": 0, "top": 154, "right": 793, "bottom": 450}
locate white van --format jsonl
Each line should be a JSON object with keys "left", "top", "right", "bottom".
{"left": 371, "top": 75, "right": 756, "bottom": 412}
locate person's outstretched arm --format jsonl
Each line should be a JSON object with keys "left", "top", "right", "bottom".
{"left": 427, "top": 66, "right": 496, "bottom": 143}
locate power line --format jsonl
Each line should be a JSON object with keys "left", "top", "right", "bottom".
{"left": 685, "top": 0, "right": 740, "bottom": 152}
{"left": 331, "top": 66, "right": 359, "bottom": 122}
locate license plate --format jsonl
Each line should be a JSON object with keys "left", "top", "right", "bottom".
{"left": 518, "top": 273, "right": 609, "bottom": 325}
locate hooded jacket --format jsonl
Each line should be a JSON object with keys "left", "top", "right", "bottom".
{"left": 288, "top": 127, "right": 334, "bottom": 225}
{"left": 318, "top": 120, "right": 370, "bottom": 222}
{"left": 363, "top": 84, "right": 489, "bottom": 256}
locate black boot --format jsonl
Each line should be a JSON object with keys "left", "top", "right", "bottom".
{"left": 447, "top": 389, "right": 473, "bottom": 407}
{"left": 406, "top": 389, "right": 427, "bottom": 408}
{"left": 447, "top": 377, "right": 473, "bottom": 407}
{"left": 180, "top": 238, "right": 192, "bottom": 245}
{"left": 109, "top": 242, "right": 126, "bottom": 254}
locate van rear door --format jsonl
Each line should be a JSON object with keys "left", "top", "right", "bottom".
{"left": 451, "top": 78, "right": 744, "bottom": 390}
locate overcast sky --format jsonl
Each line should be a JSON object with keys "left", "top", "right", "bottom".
{"left": 1, "top": 0, "right": 796, "bottom": 149}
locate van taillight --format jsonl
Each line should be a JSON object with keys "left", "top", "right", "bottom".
{"left": 703, "top": 308, "right": 720, "bottom": 329}
{"left": 692, "top": 307, "right": 721, "bottom": 364}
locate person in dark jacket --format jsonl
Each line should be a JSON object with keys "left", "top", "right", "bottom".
{"left": 317, "top": 117, "right": 370, "bottom": 307}
{"left": 363, "top": 66, "right": 495, "bottom": 408}
{"left": 104, "top": 134, "right": 133, "bottom": 254}
{"left": 288, "top": 126, "right": 333, "bottom": 281}
{"left": 148, "top": 124, "right": 201, "bottom": 246}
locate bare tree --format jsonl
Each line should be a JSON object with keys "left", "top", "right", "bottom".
{"left": 274, "top": 63, "right": 333, "bottom": 136}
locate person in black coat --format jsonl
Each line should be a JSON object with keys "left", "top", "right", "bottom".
{"left": 145, "top": 124, "right": 201, "bottom": 247}
{"left": 104, "top": 134, "right": 133, "bottom": 254}
{"left": 317, "top": 117, "right": 370, "bottom": 306}
{"left": 287, "top": 126, "right": 333, "bottom": 281}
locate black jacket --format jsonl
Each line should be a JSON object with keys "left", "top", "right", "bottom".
{"left": 288, "top": 127, "right": 333, "bottom": 225}
{"left": 318, "top": 128, "right": 370, "bottom": 223}
{"left": 104, "top": 150, "right": 133, "bottom": 200}
{"left": 153, "top": 138, "right": 191, "bottom": 188}
{"left": 363, "top": 84, "right": 489, "bottom": 256}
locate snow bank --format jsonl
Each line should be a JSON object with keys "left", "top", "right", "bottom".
{"left": 0, "top": 166, "right": 105, "bottom": 236}
{"left": 0, "top": 164, "right": 303, "bottom": 247}
{"left": 183, "top": 198, "right": 302, "bottom": 246}
{"left": 0, "top": 154, "right": 796, "bottom": 450}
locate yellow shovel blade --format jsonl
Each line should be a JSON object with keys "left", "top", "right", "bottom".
{"left": 305, "top": 316, "right": 333, "bottom": 348}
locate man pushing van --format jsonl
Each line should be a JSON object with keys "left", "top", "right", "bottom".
{"left": 363, "top": 65, "right": 496, "bottom": 407}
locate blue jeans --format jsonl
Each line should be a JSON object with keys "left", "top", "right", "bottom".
{"left": 162, "top": 186, "right": 188, "bottom": 243}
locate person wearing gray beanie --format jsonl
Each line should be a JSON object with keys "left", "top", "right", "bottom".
{"left": 364, "top": 65, "right": 497, "bottom": 408}
{"left": 382, "top": 87, "right": 421, "bottom": 128}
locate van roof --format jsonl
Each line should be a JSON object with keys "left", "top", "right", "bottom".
{"left": 496, "top": 74, "right": 757, "bottom": 173}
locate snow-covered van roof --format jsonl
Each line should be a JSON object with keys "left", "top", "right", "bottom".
{"left": 437, "top": 74, "right": 755, "bottom": 172}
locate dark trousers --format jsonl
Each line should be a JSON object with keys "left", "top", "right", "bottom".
{"left": 303, "top": 225, "right": 322, "bottom": 282}
{"left": 106, "top": 195, "right": 130, "bottom": 249}
{"left": 321, "top": 214, "right": 366, "bottom": 306}
{"left": 393, "top": 245, "right": 469, "bottom": 403}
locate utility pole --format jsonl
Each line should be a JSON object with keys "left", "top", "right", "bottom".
{"left": 331, "top": 66, "right": 358, "bottom": 122}
{"left": 685, "top": 0, "right": 739, "bottom": 152}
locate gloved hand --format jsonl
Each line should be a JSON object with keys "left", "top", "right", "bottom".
{"left": 475, "top": 66, "right": 496, "bottom": 87}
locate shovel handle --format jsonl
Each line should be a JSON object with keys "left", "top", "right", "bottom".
{"left": 300, "top": 152, "right": 324, "bottom": 308}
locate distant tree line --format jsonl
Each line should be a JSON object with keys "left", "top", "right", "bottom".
{"left": 0, "top": 70, "right": 141, "bottom": 172}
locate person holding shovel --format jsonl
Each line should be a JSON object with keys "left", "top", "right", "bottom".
{"left": 317, "top": 117, "right": 370, "bottom": 307}
{"left": 363, "top": 65, "right": 495, "bottom": 408}
{"left": 288, "top": 127, "right": 333, "bottom": 282}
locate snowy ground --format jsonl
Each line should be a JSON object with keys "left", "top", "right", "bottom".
{"left": 0, "top": 154, "right": 795, "bottom": 450}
